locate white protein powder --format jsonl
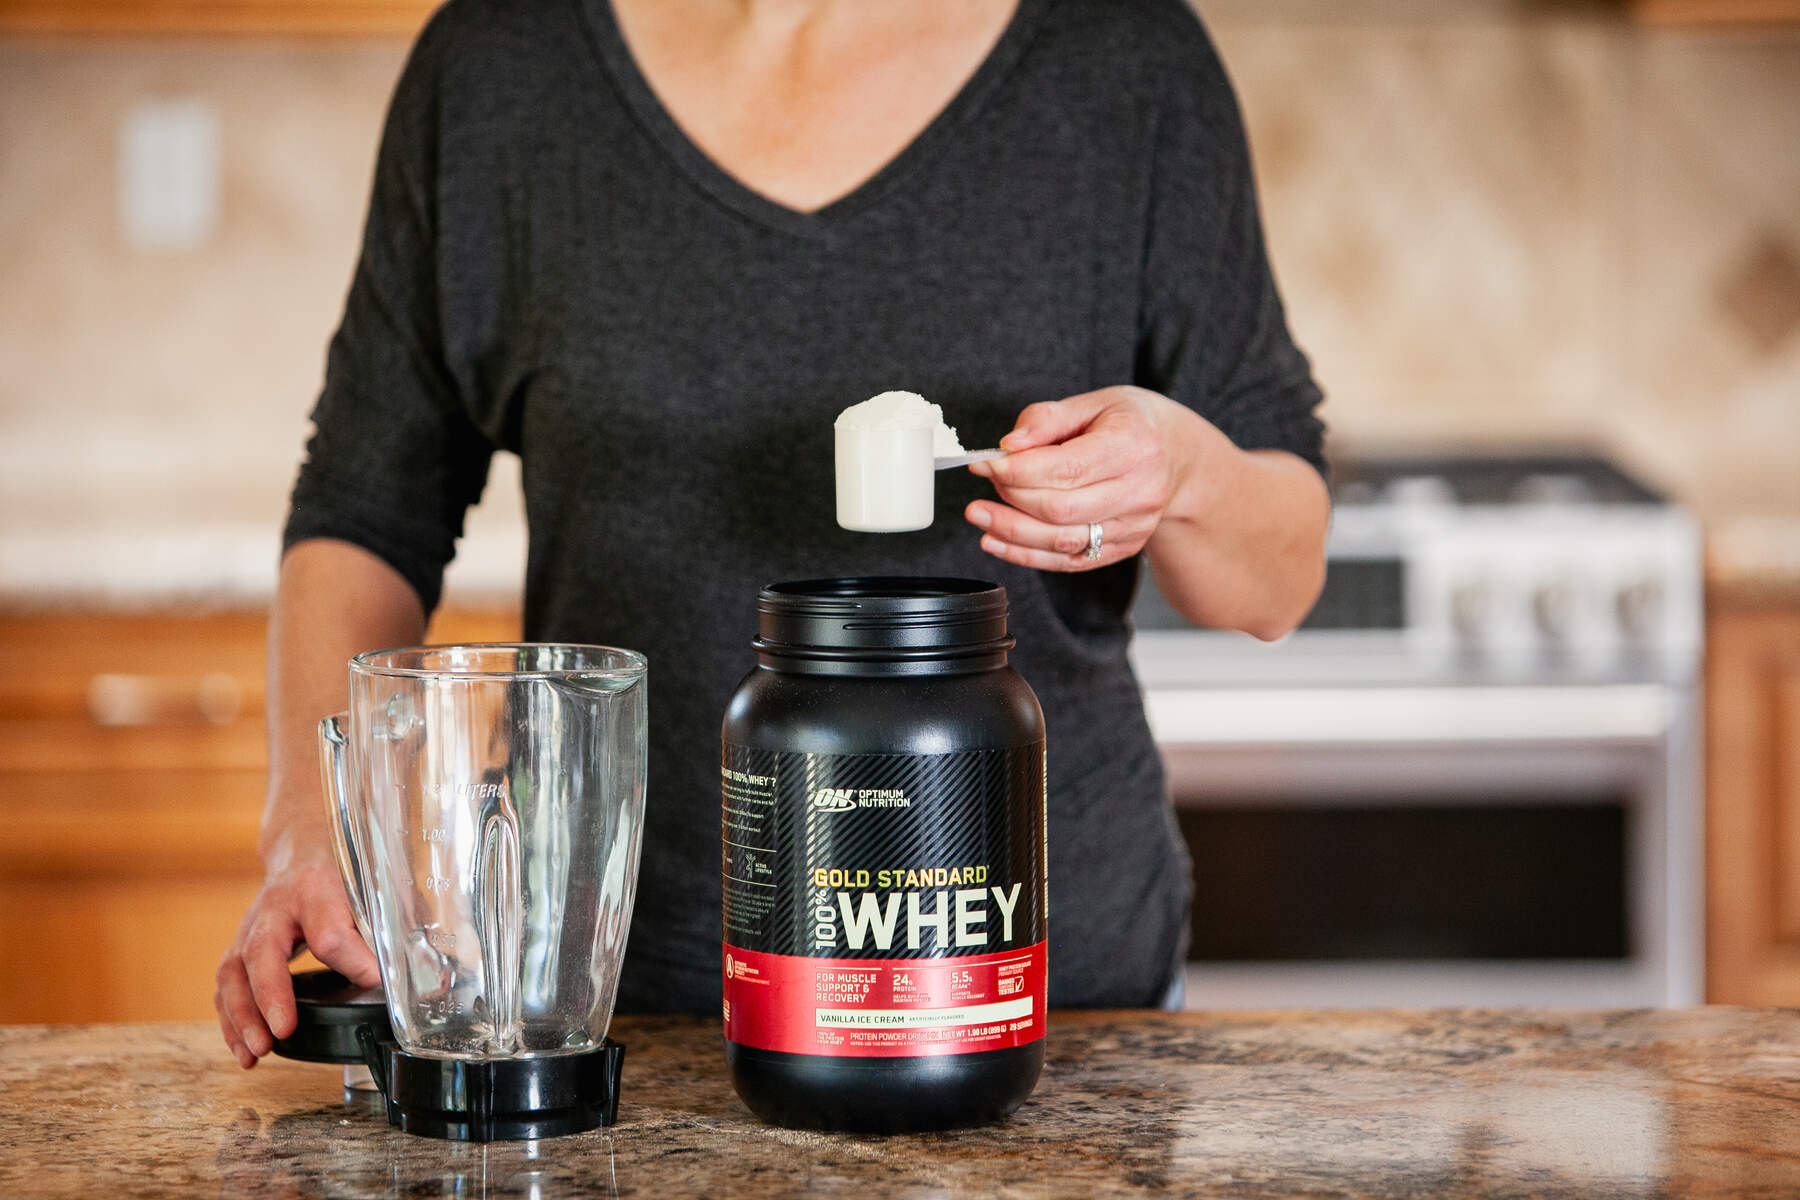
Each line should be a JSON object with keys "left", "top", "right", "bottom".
{"left": 833, "top": 391, "right": 963, "bottom": 532}
{"left": 836, "top": 391, "right": 964, "bottom": 457}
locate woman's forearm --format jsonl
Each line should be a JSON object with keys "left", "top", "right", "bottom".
{"left": 217, "top": 539, "right": 425, "bottom": 1067}
{"left": 261, "top": 539, "right": 427, "bottom": 872}
{"left": 1144, "top": 411, "right": 1329, "bottom": 640}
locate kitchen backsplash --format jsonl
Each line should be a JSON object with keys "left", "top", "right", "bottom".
{"left": 1212, "top": 1, "right": 1800, "bottom": 522}
{"left": 1, "top": 3, "right": 1796, "bottom": 602}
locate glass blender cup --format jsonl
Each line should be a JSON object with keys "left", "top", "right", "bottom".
{"left": 319, "top": 643, "right": 647, "bottom": 1140}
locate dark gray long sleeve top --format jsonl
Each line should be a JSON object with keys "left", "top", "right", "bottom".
{"left": 285, "top": 0, "right": 1325, "bottom": 1011}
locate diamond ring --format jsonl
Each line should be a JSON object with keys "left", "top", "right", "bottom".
{"left": 1085, "top": 522, "right": 1104, "bottom": 561}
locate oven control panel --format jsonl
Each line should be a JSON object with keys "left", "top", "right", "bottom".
{"left": 1330, "top": 502, "right": 1702, "bottom": 670}
{"left": 1130, "top": 455, "right": 1703, "bottom": 687}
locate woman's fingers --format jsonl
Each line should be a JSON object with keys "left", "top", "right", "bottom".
{"left": 300, "top": 884, "right": 381, "bottom": 989}
{"left": 214, "top": 980, "right": 256, "bottom": 1069}
{"left": 969, "top": 385, "right": 1188, "bottom": 573}
{"left": 994, "top": 392, "right": 1117, "bottom": 454}
{"left": 968, "top": 502, "right": 1153, "bottom": 571}
{"left": 975, "top": 525, "right": 1139, "bottom": 572}
{"left": 975, "top": 473, "right": 1148, "bottom": 530}
{"left": 216, "top": 863, "right": 374, "bottom": 1067}
{"left": 974, "top": 395, "right": 1169, "bottom": 520}
{"left": 969, "top": 493, "right": 1148, "bottom": 550}
{"left": 976, "top": 436, "right": 1136, "bottom": 494}
{"left": 976, "top": 405, "right": 1162, "bottom": 492}
{"left": 244, "top": 915, "right": 303, "bottom": 1044}
{"left": 216, "top": 945, "right": 276, "bottom": 1062}
{"left": 965, "top": 416, "right": 1168, "bottom": 574}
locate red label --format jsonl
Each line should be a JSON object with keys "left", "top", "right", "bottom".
{"left": 723, "top": 941, "right": 1048, "bottom": 1057}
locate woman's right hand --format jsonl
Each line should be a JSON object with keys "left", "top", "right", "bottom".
{"left": 220, "top": 541, "right": 427, "bottom": 1068}
{"left": 221, "top": 539, "right": 426, "bottom": 1067}
{"left": 214, "top": 850, "right": 380, "bottom": 1069}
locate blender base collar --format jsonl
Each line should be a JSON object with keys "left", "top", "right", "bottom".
{"left": 355, "top": 1026, "right": 626, "bottom": 1141}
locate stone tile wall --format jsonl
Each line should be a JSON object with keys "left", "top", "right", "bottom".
{"left": 1208, "top": 2, "right": 1800, "bottom": 515}
{"left": 0, "top": 5, "right": 1794, "bottom": 598}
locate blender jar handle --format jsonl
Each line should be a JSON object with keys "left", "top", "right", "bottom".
{"left": 319, "top": 713, "right": 376, "bottom": 948}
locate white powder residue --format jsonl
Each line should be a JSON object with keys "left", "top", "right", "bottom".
{"left": 835, "top": 390, "right": 964, "bottom": 458}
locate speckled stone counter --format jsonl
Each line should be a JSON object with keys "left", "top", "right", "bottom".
{"left": 5, "top": 1010, "right": 1800, "bottom": 1198}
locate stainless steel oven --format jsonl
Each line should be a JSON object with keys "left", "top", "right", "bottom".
{"left": 1131, "top": 453, "right": 1704, "bottom": 1007}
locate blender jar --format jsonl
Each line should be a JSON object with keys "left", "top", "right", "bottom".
{"left": 318, "top": 643, "right": 647, "bottom": 1138}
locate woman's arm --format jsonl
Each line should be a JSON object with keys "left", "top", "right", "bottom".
{"left": 966, "top": 385, "right": 1328, "bottom": 639}
{"left": 214, "top": 539, "right": 426, "bottom": 1069}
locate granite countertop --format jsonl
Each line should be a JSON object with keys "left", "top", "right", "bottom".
{"left": 5, "top": 1010, "right": 1800, "bottom": 1198}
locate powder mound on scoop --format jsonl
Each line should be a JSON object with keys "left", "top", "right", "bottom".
{"left": 835, "top": 390, "right": 964, "bottom": 457}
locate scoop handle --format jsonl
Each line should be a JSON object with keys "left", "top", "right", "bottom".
{"left": 933, "top": 448, "right": 1007, "bottom": 471}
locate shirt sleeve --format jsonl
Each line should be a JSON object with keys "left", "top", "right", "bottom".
{"left": 1134, "top": 15, "right": 1326, "bottom": 477}
{"left": 282, "top": 11, "right": 494, "bottom": 616}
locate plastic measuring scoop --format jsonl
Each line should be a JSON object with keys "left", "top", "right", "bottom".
{"left": 933, "top": 448, "right": 1007, "bottom": 471}
{"left": 835, "top": 426, "right": 1007, "bottom": 532}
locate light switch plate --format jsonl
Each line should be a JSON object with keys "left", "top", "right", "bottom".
{"left": 119, "top": 98, "right": 221, "bottom": 251}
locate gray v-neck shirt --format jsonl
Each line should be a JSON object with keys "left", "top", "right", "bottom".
{"left": 286, "top": 0, "right": 1325, "bottom": 1011}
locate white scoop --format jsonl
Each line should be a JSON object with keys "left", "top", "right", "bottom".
{"left": 834, "top": 392, "right": 1003, "bottom": 532}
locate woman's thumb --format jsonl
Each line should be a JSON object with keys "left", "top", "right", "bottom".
{"left": 998, "top": 391, "right": 1112, "bottom": 452}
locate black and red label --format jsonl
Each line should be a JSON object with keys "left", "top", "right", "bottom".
{"left": 721, "top": 743, "right": 1046, "bottom": 1057}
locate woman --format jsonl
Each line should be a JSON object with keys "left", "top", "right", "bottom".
{"left": 215, "top": 0, "right": 1328, "bottom": 1069}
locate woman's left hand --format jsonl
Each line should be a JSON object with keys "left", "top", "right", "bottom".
{"left": 966, "top": 385, "right": 1211, "bottom": 572}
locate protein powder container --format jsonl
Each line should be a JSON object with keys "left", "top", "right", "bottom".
{"left": 721, "top": 577, "right": 1047, "bottom": 1132}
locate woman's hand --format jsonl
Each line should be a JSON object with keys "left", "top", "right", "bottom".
{"left": 216, "top": 540, "right": 423, "bottom": 1068}
{"left": 965, "top": 385, "right": 1217, "bottom": 572}
{"left": 966, "top": 384, "right": 1329, "bottom": 638}
{"left": 214, "top": 845, "right": 380, "bottom": 1070}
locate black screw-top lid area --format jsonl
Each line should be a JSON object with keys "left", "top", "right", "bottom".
{"left": 754, "top": 577, "right": 1014, "bottom": 672}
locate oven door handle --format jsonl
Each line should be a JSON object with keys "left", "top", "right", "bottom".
{"left": 1142, "top": 684, "right": 1675, "bottom": 746}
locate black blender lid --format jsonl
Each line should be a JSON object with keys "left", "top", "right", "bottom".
{"left": 270, "top": 968, "right": 394, "bottom": 1065}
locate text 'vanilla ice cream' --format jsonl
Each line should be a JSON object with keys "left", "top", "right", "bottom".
{"left": 834, "top": 391, "right": 964, "bottom": 532}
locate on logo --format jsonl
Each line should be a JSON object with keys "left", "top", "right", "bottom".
{"left": 810, "top": 788, "right": 857, "bottom": 812}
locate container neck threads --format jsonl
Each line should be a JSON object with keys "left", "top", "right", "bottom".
{"left": 754, "top": 577, "right": 1013, "bottom": 677}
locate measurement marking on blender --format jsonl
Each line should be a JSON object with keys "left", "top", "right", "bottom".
{"left": 422, "top": 876, "right": 453, "bottom": 893}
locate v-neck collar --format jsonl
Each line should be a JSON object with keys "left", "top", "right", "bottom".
{"left": 580, "top": 0, "right": 1047, "bottom": 239}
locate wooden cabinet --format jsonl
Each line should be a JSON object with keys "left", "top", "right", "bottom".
{"left": 1705, "top": 589, "right": 1800, "bottom": 1003}
{"left": 0, "top": 0, "right": 434, "bottom": 35}
{"left": 0, "top": 607, "right": 515, "bottom": 1025}
{"left": 1632, "top": 0, "right": 1800, "bottom": 25}
{"left": 19, "top": 593, "right": 1797, "bottom": 1016}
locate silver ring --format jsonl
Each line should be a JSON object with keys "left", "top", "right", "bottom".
{"left": 1084, "top": 521, "right": 1104, "bottom": 561}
